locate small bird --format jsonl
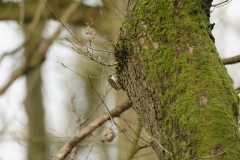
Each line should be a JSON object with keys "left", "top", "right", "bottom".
{"left": 107, "top": 75, "right": 121, "bottom": 90}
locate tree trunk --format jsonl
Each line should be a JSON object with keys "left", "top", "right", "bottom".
{"left": 24, "top": 67, "right": 46, "bottom": 160}
{"left": 116, "top": 0, "right": 240, "bottom": 159}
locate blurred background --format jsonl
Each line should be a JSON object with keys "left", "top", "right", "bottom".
{"left": 0, "top": 0, "right": 239, "bottom": 159}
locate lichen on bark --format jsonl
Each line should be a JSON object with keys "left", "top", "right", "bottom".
{"left": 115, "top": 0, "right": 240, "bottom": 159}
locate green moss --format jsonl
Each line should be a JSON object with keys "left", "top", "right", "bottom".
{"left": 116, "top": 0, "right": 240, "bottom": 159}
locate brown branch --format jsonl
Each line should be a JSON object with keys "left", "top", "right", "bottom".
{"left": 52, "top": 100, "right": 132, "bottom": 160}
{"left": 222, "top": 55, "right": 240, "bottom": 65}
{"left": 235, "top": 86, "right": 240, "bottom": 94}
{"left": 0, "top": 65, "right": 27, "bottom": 95}
{"left": 212, "top": 0, "right": 231, "bottom": 7}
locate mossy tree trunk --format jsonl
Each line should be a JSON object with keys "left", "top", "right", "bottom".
{"left": 116, "top": 0, "right": 240, "bottom": 159}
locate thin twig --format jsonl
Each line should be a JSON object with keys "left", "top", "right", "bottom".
{"left": 235, "top": 86, "right": 240, "bottom": 94}
{"left": 212, "top": 0, "right": 231, "bottom": 7}
{"left": 120, "top": 113, "right": 150, "bottom": 146}
{"left": 109, "top": 0, "right": 125, "bottom": 16}
{"left": 40, "top": 0, "right": 114, "bottom": 54}
{"left": 56, "top": 57, "right": 114, "bottom": 79}
{"left": 100, "top": 9, "right": 114, "bottom": 32}
{"left": 68, "top": 153, "right": 77, "bottom": 160}
{"left": 138, "top": 145, "right": 150, "bottom": 150}
{"left": 71, "top": 96, "right": 81, "bottom": 130}
{"left": 0, "top": 65, "right": 28, "bottom": 95}
{"left": 86, "top": 145, "right": 94, "bottom": 160}
{"left": 67, "top": 39, "right": 118, "bottom": 67}
{"left": 87, "top": 76, "right": 117, "bottom": 125}
{"left": 52, "top": 100, "right": 132, "bottom": 160}
{"left": 42, "top": 0, "right": 118, "bottom": 67}
{"left": 81, "top": 88, "right": 112, "bottom": 125}
{"left": 211, "top": 0, "right": 232, "bottom": 12}
{"left": 70, "top": 97, "right": 81, "bottom": 160}
{"left": 144, "top": 134, "right": 172, "bottom": 156}
{"left": 89, "top": 17, "right": 116, "bottom": 52}
{"left": 122, "top": 129, "right": 149, "bottom": 146}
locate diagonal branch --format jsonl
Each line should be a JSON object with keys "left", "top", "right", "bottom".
{"left": 52, "top": 100, "right": 132, "bottom": 160}
{"left": 235, "top": 86, "right": 240, "bottom": 94}
{"left": 222, "top": 55, "right": 240, "bottom": 65}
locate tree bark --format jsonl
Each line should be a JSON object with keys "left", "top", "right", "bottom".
{"left": 116, "top": 0, "right": 240, "bottom": 159}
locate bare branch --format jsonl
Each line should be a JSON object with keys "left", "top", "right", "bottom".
{"left": 222, "top": 55, "right": 240, "bottom": 65}
{"left": 235, "top": 86, "right": 240, "bottom": 94}
{"left": 120, "top": 113, "right": 149, "bottom": 145}
{"left": 211, "top": 0, "right": 232, "bottom": 12}
{"left": 0, "top": 65, "right": 27, "bottom": 95}
{"left": 144, "top": 133, "right": 172, "bottom": 156}
{"left": 71, "top": 97, "right": 81, "bottom": 130}
{"left": 52, "top": 100, "right": 132, "bottom": 160}
{"left": 0, "top": 0, "right": 83, "bottom": 95}
{"left": 81, "top": 88, "right": 112, "bottom": 125}
{"left": 56, "top": 58, "right": 113, "bottom": 79}
{"left": 86, "top": 145, "right": 94, "bottom": 160}
{"left": 66, "top": 35, "right": 117, "bottom": 67}
{"left": 69, "top": 97, "right": 81, "bottom": 160}
{"left": 41, "top": 0, "right": 114, "bottom": 54}
{"left": 212, "top": 0, "right": 231, "bottom": 7}
{"left": 87, "top": 76, "right": 117, "bottom": 125}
